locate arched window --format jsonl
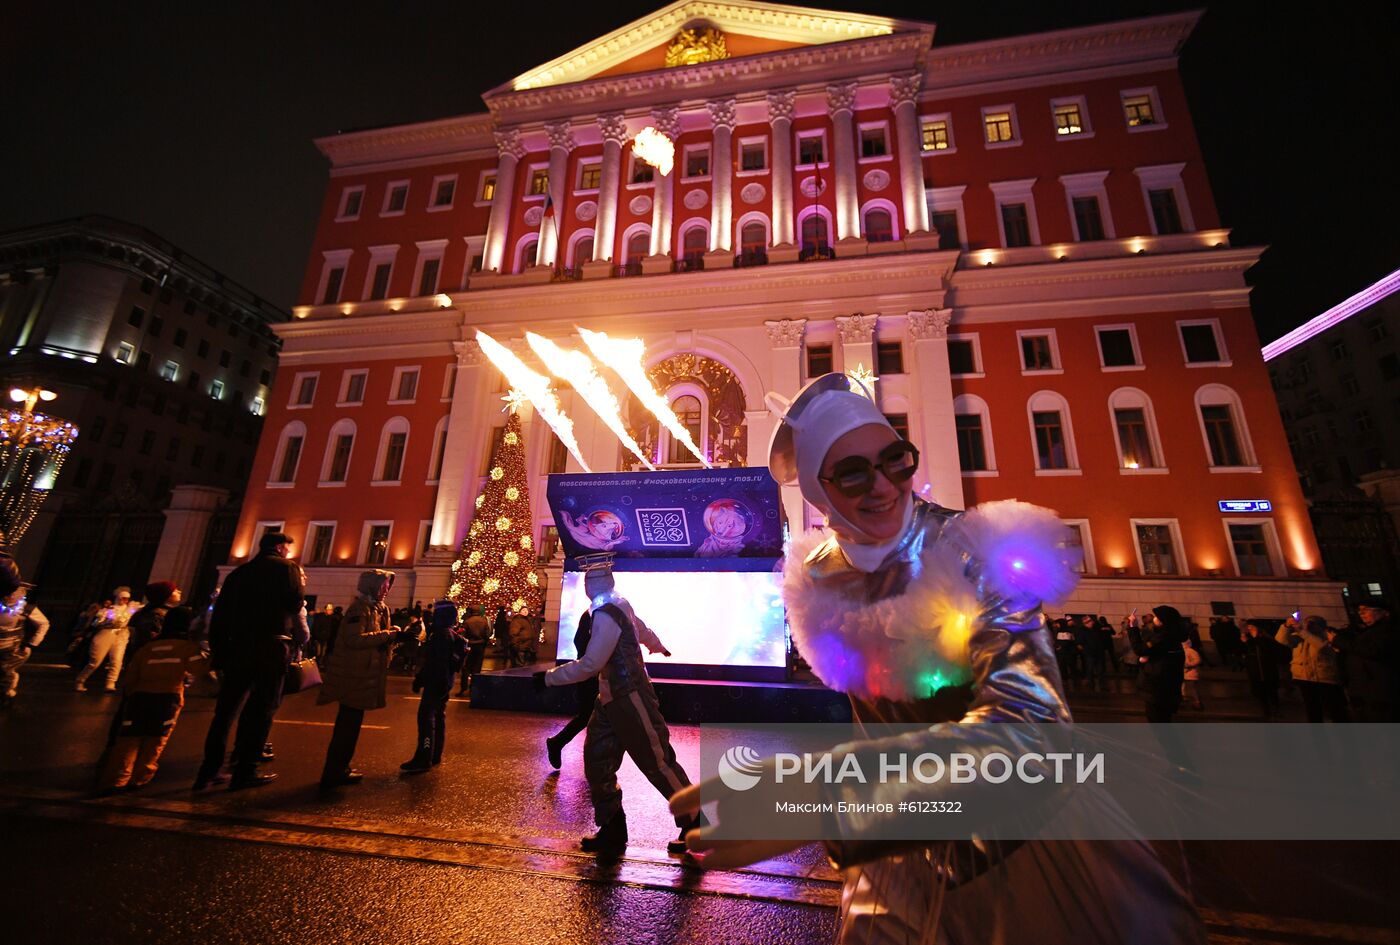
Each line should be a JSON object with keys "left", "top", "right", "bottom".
{"left": 426, "top": 415, "right": 450, "bottom": 484}
{"left": 515, "top": 236, "right": 538, "bottom": 273}
{"left": 952, "top": 394, "right": 997, "bottom": 474}
{"left": 622, "top": 226, "right": 650, "bottom": 275}
{"left": 320, "top": 418, "right": 357, "bottom": 484}
{"left": 1026, "top": 391, "right": 1079, "bottom": 472}
{"left": 567, "top": 230, "right": 594, "bottom": 270}
{"left": 738, "top": 218, "right": 769, "bottom": 266}
{"left": 668, "top": 394, "right": 704, "bottom": 464}
{"left": 1194, "top": 384, "right": 1256, "bottom": 468}
{"left": 269, "top": 421, "right": 307, "bottom": 485}
{"left": 373, "top": 417, "right": 411, "bottom": 484}
{"left": 1108, "top": 388, "right": 1166, "bottom": 471}
{"left": 681, "top": 224, "right": 707, "bottom": 269}
{"left": 864, "top": 208, "right": 894, "bottom": 242}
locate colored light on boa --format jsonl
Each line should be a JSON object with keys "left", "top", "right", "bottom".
{"left": 783, "top": 499, "right": 1081, "bottom": 702}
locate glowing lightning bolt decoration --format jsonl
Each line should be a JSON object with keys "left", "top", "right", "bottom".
{"left": 475, "top": 331, "right": 591, "bottom": 473}
{"left": 525, "top": 333, "right": 655, "bottom": 470}
{"left": 577, "top": 328, "right": 711, "bottom": 468}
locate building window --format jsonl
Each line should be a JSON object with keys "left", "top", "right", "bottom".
{"left": 392, "top": 367, "right": 420, "bottom": 403}
{"left": 1176, "top": 321, "right": 1227, "bottom": 365}
{"left": 128, "top": 305, "right": 145, "bottom": 328}
{"left": 1122, "top": 90, "right": 1161, "bottom": 128}
{"left": 931, "top": 210, "right": 960, "bottom": 249}
{"left": 197, "top": 339, "right": 210, "bottom": 358}
{"left": 274, "top": 435, "right": 303, "bottom": 484}
{"left": 1096, "top": 327, "right": 1140, "bottom": 368}
{"left": 251, "top": 397, "right": 264, "bottom": 416}
{"left": 668, "top": 395, "right": 703, "bottom": 464}
{"left": 1114, "top": 408, "right": 1157, "bottom": 469}
{"left": 417, "top": 257, "right": 441, "bottom": 296}
{"left": 956, "top": 413, "right": 988, "bottom": 471}
{"left": 1135, "top": 164, "right": 1193, "bottom": 235}
{"left": 738, "top": 141, "right": 765, "bottom": 172}
{"left": 800, "top": 214, "right": 830, "bottom": 256}
{"left": 210, "top": 379, "right": 225, "bottom": 400}
{"left": 578, "top": 162, "right": 602, "bottom": 190}
{"left": 683, "top": 147, "right": 709, "bottom": 178}
{"left": 877, "top": 341, "right": 904, "bottom": 375}
{"left": 327, "top": 432, "right": 354, "bottom": 483}
{"left": 739, "top": 219, "right": 768, "bottom": 260}
{"left": 1355, "top": 409, "right": 1373, "bottom": 433}
{"left": 1228, "top": 523, "right": 1273, "bottom": 577}
{"left": 1001, "top": 204, "right": 1031, "bottom": 247}
{"left": 681, "top": 226, "right": 707, "bottom": 267}
{"left": 479, "top": 174, "right": 496, "bottom": 203}
{"left": 920, "top": 117, "right": 951, "bottom": 151}
{"left": 308, "top": 523, "right": 335, "bottom": 565}
{"left": 1367, "top": 319, "right": 1389, "bottom": 342}
{"left": 1073, "top": 196, "right": 1105, "bottom": 241}
{"left": 1033, "top": 410, "right": 1070, "bottom": 469}
{"left": 148, "top": 315, "right": 164, "bottom": 338}
{"left": 947, "top": 336, "right": 980, "bottom": 375}
{"left": 859, "top": 125, "right": 888, "bottom": 158}
{"left": 629, "top": 156, "right": 654, "bottom": 184}
{"left": 160, "top": 360, "right": 179, "bottom": 382}
{"left": 1148, "top": 189, "right": 1183, "bottom": 235}
{"left": 864, "top": 208, "right": 894, "bottom": 243}
{"left": 797, "top": 135, "right": 825, "bottom": 166}
{"left": 342, "top": 370, "right": 367, "bottom": 405}
{"left": 1064, "top": 521, "right": 1091, "bottom": 574}
{"left": 528, "top": 168, "right": 549, "bottom": 196}
{"left": 383, "top": 182, "right": 409, "bottom": 214}
{"left": 1136, "top": 523, "right": 1179, "bottom": 575}
{"left": 1329, "top": 338, "right": 1349, "bottom": 361}
{"left": 982, "top": 107, "right": 1018, "bottom": 146}
{"left": 806, "top": 343, "right": 833, "bottom": 378}
{"left": 429, "top": 421, "right": 449, "bottom": 482}
{"left": 338, "top": 186, "right": 364, "bottom": 220}
{"left": 368, "top": 262, "right": 392, "bottom": 300}
{"left": 365, "top": 524, "right": 391, "bottom": 565}
{"left": 380, "top": 432, "right": 407, "bottom": 481}
{"left": 1201, "top": 404, "right": 1244, "bottom": 467}
{"left": 1052, "top": 101, "right": 1086, "bottom": 136}
{"left": 431, "top": 176, "right": 456, "bottom": 208}
{"left": 884, "top": 413, "right": 910, "bottom": 440}
{"left": 622, "top": 230, "right": 649, "bottom": 272}
{"left": 173, "top": 328, "right": 187, "bottom": 349}
{"left": 293, "top": 374, "right": 318, "bottom": 406}
{"left": 116, "top": 342, "right": 136, "bottom": 365}
{"left": 1020, "top": 332, "right": 1057, "bottom": 372}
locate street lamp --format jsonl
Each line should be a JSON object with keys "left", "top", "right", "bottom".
{"left": 0, "top": 386, "right": 78, "bottom": 547}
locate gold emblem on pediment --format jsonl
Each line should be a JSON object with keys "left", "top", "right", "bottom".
{"left": 664, "top": 27, "right": 729, "bottom": 68}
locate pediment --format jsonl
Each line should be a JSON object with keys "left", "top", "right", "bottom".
{"left": 492, "top": 0, "right": 933, "bottom": 94}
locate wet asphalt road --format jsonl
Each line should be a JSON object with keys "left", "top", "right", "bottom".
{"left": 1, "top": 668, "right": 1396, "bottom": 944}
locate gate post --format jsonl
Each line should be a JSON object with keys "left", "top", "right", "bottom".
{"left": 149, "top": 485, "right": 229, "bottom": 593}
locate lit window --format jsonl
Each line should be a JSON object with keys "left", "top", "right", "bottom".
{"left": 1114, "top": 408, "right": 1157, "bottom": 468}
{"left": 480, "top": 175, "right": 496, "bottom": 202}
{"left": 984, "top": 111, "right": 1014, "bottom": 144}
{"left": 1123, "top": 94, "right": 1156, "bottom": 127}
{"left": 251, "top": 397, "right": 264, "bottom": 416}
{"left": 366, "top": 525, "right": 391, "bottom": 565}
{"left": 1053, "top": 103, "right": 1084, "bottom": 135}
{"left": 920, "top": 119, "right": 950, "bottom": 151}
{"left": 529, "top": 169, "right": 549, "bottom": 196}
{"left": 1136, "top": 524, "right": 1178, "bottom": 574}
{"left": 210, "top": 380, "right": 225, "bottom": 400}
{"left": 160, "top": 360, "right": 179, "bottom": 382}
{"left": 579, "top": 163, "right": 602, "bottom": 189}
{"left": 116, "top": 342, "right": 135, "bottom": 365}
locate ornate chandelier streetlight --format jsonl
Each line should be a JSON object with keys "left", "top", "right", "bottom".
{"left": 0, "top": 387, "right": 78, "bottom": 547}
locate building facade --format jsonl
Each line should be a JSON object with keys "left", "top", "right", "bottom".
{"left": 1264, "top": 269, "right": 1400, "bottom": 605}
{"left": 233, "top": 2, "right": 1341, "bottom": 627}
{"left": 0, "top": 216, "right": 287, "bottom": 617}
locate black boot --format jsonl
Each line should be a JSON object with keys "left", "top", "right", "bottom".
{"left": 401, "top": 737, "right": 433, "bottom": 773}
{"left": 580, "top": 812, "right": 627, "bottom": 856}
{"left": 546, "top": 736, "right": 563, "bottom": 770}
{"left": 668, "top": 811, "right": 708, "bottom": 855}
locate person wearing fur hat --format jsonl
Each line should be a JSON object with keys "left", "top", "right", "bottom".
{"left": 671, "top": 373, "right": 1204, "bottom": 944}
{"left": 75, "top": 586, "right": 140, "bottom": 692}
{"left": 0, "top": 553, "right": 48, "bottom": 709}
{"left": 95, "top": 606, "right": 205, "bottom": 792}
{"left": 318, "top": 569, "right": 399, "bottom": 789}
{"left": 127, "top": 581, "right": 182, "bottom": 656}
{"left": 401, "top": 599, "right": 468, "bottom": 773}
{"left": 536, "top": 554, "right": 700, "bottom": 857}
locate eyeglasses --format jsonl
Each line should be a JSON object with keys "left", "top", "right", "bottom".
{"left": 819, "top": 441, "right": 920, "bottom": 497}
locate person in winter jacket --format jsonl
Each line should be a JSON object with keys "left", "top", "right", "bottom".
{"left": 75, "top": 586, "right": 140, "bottom": 692}
{"left": 1129, "top": 606, "right": 1187, "bottom": 722}
{"left": 1240, "top": 621, "right": 1289, "bottom": 719}
{"left": 508, "top": 608, "right": 536, "bottom": 666}
{"left": 1328, "top": 599, "right": 1397, "bottom": 722}
{"left": 127, "top": 581, "right": 182, "bottom": 656}
{"left": 401, "top": 600, "right": 467, "bottom": 772}
{"left": 1181, "top": 639, "right": 1203, "bottom": 710}
{"left": 457, "top": 605, "right": 491, "bottom": 696}
{"left": 0, "top": 554, "right": 48, "bottom": 708}
{"left": 1277, "top": 615, "right": 1348, "bottom": 722}
{"left": 95, "top": 606, "right": 205, "bottom": 792}
{"left": 318, "top": 569, "right": 398, "bottom": 788}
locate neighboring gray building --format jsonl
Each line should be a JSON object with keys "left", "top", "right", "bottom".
{"left": 0, "top": 216, "right": 288, "bottom": 622}
{"left": 1265, "top": 268, "right": 1400, "bottom": 606}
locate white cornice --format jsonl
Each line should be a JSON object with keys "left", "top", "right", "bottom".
{"left": 314, "top": 113, "right": 495, "bottom": 170}
{"left": 496, "top": 0, "right": 932, "bottom": 93}
{"left": 923, "top": 11, "right": 1200, "bottom": 91}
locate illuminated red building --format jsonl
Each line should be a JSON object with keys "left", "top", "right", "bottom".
{"left": 230, "top": 2, "right": 1341, "bottom": 626}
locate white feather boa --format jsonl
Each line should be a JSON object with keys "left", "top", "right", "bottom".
{"left": 783, "top": 500, "right": 1079, "bottom": 701}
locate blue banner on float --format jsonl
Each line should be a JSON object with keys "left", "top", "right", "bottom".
{"left": 546, "top": 468, "right": 784, "bottom": 572}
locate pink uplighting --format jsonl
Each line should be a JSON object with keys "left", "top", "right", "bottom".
{"left": 1261, "top": 267, "right": 1400, "bottom": 361}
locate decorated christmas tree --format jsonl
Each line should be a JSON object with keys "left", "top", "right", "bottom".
{"left": 448, "top": 396, "right": 544, "bottom": 617}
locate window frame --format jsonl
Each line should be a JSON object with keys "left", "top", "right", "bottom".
{"left": 1094, "top": 323, "right": 1144, "bottom": 372}
{"left": 476, "top": 171, "right": 497, "bottom": 206}
{"left": 1130, "top": 518, "right": 1186, "bottom": 576}
{"left": 989, "top": 178, "right": 1041, "bottom": 248}
{"left": 1195, "top": 384, "right": 1260, "bottom": 472}
{"left": 362, "top": 244, "right": 399, "bottom": 301}
{"left": 380, "top": 180, "right": 410, "bottom": 217}
{"left": 919, "top": 113, "right": 955, "bottom": 154}
{"left": 412, "top": 239, "right": 448, "bottom": 297}
{"left": 427, "top": 174, "right": 458, "bottom": 212}
{"left": 1026, "top": 390, "right": 1080, "bottom": 475}
{"left": 360, "top": 521, "right": 394, "bottom": 566}
{"left": 316, "top": 249, "right": 353, "bottom": 306}
{"left": 389, "top": 366, "right": 421, "bottom": 405}
{"left": 735, "top": 136, "right": 769, "bottom": 176}
{"left": 680, "top": 145, "right": 711, "bottom": 182}
{"left": 1059, "top": 171, "right": 1116, "bottom": 241}
{"left": 1050, "top": 95, "right": 1093, "bottom": 139}
{"left": 926, "top": 185, "right": 967, "bottom": 250}
{"left": 1222, "top": 517, "right": 1286, "bottom": 578}
{"left": 860, "top": 200, "right": 900, "bottom": 243}
{"left": 339, "top": 369, "right": 369, "bottom": 406}
{"left": 267, "top": 422, "right": 307, "bottom": 488}
{"left": 372, "top": 418, "right": 411, "bottom": 486}
{"left": 794, "top": 130, "right": 828, "bottom": 169}
{"left": 980, "top": 104, "right": 1021, "bottom": 149}
{"left": 525, "top": 164, "right": 550, "bottom": 199}
{"left": 626, "top": 152, "right": 655, "bottom": 187}
{"left": 336, "top": 185, "right": 365, "bottom": 222}
{"left": 1176, "top": 318, "right": 1232, "bottom": 367}
{"left": 426, "top": 415, "right": 450, "bottom": 485}
{"left": 1120, "top": 86, "right": 1167, "bottom": 132}
{"left": 1108, "top": 387, "right": 1168, "bottom": 474}
{"left": 953, "top": 393, "right": 998, "bottom": 476}
{"left": 1016, "top": 328, "right": 1062, "bottom": 375}
{"left": 946, "top": 333, "right": 984, "bottom": 378}
{"left": 1134, "top": 163, "right": 1195, "bottom": 234}
{"left": 857, "top": 120, "right": 892, "bottom": 162}
{"left": 576, "top": 159, "right": 603, "bottom": 193}
{"left": 1062, "top": 519, "right": 1096, "bottom": 575}
{"left": 320, "top": 419, "right": 357, "bottom": 487}
{"left": 287, "top": 371, "right": 319, "bottom": 409}
{"left": 306, "top": 521, "right": 338, "bottom": 566}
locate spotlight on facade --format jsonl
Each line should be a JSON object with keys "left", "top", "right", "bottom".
{"left": 632, "top": 126, "right": 675, "bottom": 176}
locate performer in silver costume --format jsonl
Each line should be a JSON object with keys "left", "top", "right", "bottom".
{"left": 674, "top": 373, "right": 1205, "bottom": 944}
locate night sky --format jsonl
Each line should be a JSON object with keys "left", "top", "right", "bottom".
{"left": 6, "top": 2, "right": 1397, "bottom": 343}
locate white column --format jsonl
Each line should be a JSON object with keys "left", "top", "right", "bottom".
{"left": 707, "top": 98, "right": 736, "bottom": 253}
{"left": 763, "top": 318, "right": 807, "bottom": 529}
{"left": 430, "top": 340, "right": 492, "bottom": 548}
{"left": 593, "top": 113, "right": 628, "bottom": 263}
{"left": 149, "top": 485, "right": 229, "bottom": 592}
{"left": 835, "top": 313, "right": 877, "bottom": 377}
{"left": 541, "top": 120, "right": 573, "bottom": 267}
{"left": 890, "top": 73, "right": 930, "bottom": 235}
{"left": 649, "top": 107, "right": 679, "bottom": 258}
{"left": 768, "top": 90, "right": 796, "bottom": 247}
{"left": 826, "top": 82, "right": 860, "bottom": 240}
{"left": 907, "top": 309, "right": 963, "bottom": 510}
{"left": 482, "top": 127, "right": 525, "bottom": 274}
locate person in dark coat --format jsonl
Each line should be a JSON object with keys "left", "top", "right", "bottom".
{"left": 401, "top": 600, "right": 467, "bottom": 772}
{"left": 193, "top": 531, "right": 306, "bottom": 790}
{"left": 1129, "top": 606, "right": 1187, "bottom": 722}
{"left": 1212, "top": 617, "right": 1243, "bottom": 670}
{"left": 1328, "top": 599, "right": 1398, "bottom": 722}
{"left": 1240, "top": 621, "right": 1289, "bottom": 719}
{"left": 1075, "top": 614, "right": 1108, "bottom": 691}
{"left": 457, "top": 605, "right": 490, "bottom": 696}
{"left": 493, "top": 606, "right": 509, "bottom": 645}
{"left": 126, "top": 581, "right": 181, "bottom": 656}
{"left": 318, "top": 569, "right": 397, "bottom": 788}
